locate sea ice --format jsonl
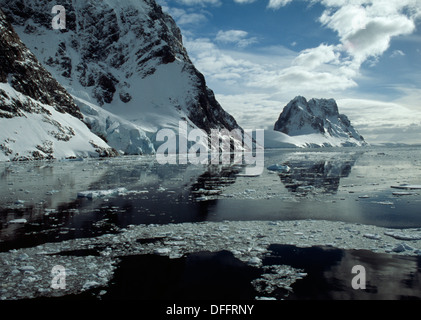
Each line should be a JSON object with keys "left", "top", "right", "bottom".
{"left": 391, "top": 243, "right": 415, "bottom": 253}
{"left": 9, "top": 219, "right": 27, "bottom": 224}
{"left": 391, "top": 184, "right": 421, "bottom": 190}
{"left": 363, "top": 234, "right": 382, "bottom": 240}
{"left": 384, "top": 231, "right": 421, "bottom": 241}
{"left": 154, "top": 248, "right": 171, "bottom": 255}
{"left": 267, "top": 164, "right": 291, "bottom": 173}
{"left": 77, "top": 188, "right": 128, "bottom": 199}
{"left": 2, "top": 219, "right": 421, "bottom": 300}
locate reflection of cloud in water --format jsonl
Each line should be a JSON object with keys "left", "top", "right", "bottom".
{"left": 267, "top": 245, "right": 421, "bottom": 300}
{"left": 278, "top": 152, "right": 362, "bottom": 196}
{"left": 324, "top": 249, "right": 421, "bottom": 300}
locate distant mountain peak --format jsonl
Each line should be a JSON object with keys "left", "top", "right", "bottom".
{"left": 274, "top": 96, "right": 366, "bottom": 147}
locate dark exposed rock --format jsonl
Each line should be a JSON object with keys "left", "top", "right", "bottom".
{"left": 274, "top": 96, "right": 366, "bottom": 146}
{"left": 0, "top": 8, "right": 81, "bottom": 119}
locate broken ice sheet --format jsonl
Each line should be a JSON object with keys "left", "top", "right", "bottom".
{"left": 251, "top": 265, "right": 306, "bottom": 299}
{"left": 77, "top": 188, "right": 128, "bottom": 199}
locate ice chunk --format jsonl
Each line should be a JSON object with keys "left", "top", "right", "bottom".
{"left": 392, "top": 243, "right": 415, "bottom": 253}
{"left": 154, "top": 248, "right": 171, "bottom": 255}
{"left": 9, "top": 218, "right": 27, "bottom": 224}
{"left": 267, "top": 164, "right": 291, "bottom": 173}
{"left": 19, "top": 266, "right": 35, "bottom": 272}
{"left": 247, "top": 257, "right": 262, "bottom": 266}
{"left": 363, "top": 234, "right": 381, "bottom": 240}
{"left": 384, "top": 231, "right": 421, "bottom": 241}
{"left": 372, "top": 201, "right": 394, "bottom": 206}
{"left": 82, "top": 281, "right": 101, "bottom": 291}
{"left": 393, "top": 191, "right": 416, "bottom": 196}
{"left": 236, "top": 173, "right": 261, "bottom": 177}
{"left": 391, "top": 184, "right": 421, "bottom": 190}
{"left": 77, "top": 188, "right": 127, "bottom": 199}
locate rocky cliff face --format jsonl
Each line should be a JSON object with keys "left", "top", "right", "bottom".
{"left": 0, "top": 8, "right": 117, "bottom": 161}
{"left": 0, "top": 8, "right": 80, "bottom": 120}
{"left": 0, "top": 0, "right": 242, "bottom": 154}
{"left": 274, "top": 96, "right": 366, "bottom": 147}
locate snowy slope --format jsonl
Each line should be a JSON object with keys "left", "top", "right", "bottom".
{"left": 271, "top": 96, "right": 367, "bottom": 148}
{"left": 0, "top": 83, "right": 115, "bottom": 161}
{"left": 264, "top": 130, "right": 304, "bottom": 149}
{"left": 0, "top": 8, "right": 116, "bottom": 161}
{"left": 0, "top": 0, "right": 242, "bottom": 154}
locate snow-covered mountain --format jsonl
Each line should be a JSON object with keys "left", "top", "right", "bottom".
{"left": 0, "top": 0, "right": 241, "bottom": 155}
{"left": 0, "top": 8, "right": 117, "bottom": 161}
{"left": 269, "top": 96, "right": 367, "bottom": 148}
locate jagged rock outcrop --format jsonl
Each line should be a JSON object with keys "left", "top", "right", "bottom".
{"left": 273, "top": 96, "right": 366, "bottom": 147}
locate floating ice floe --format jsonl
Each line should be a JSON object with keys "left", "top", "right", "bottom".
{"left": 393, "top": 191, "right": 416, "bottom": 196}
{"left": 154, "top": 248, "right": 171, "bottom": 255}
{"left": 267, "top": 164, "right": 291, "bottom": 173}
{"left": 77, "top": 187, "right": 128, "bottom": 199}
{"left": 384, "top": 231, "right": 421, "bottom": 241}
{"left": 372, "top": 201, "right": 394, "bottom": 206}
{"left": 9, "top": 219, "right": 27, "bottom": 224}
{"left": 363, "top": 233, "right": 381, "bottom": 240}
{"left": 391, "top": 243, "right": 415, "bottom": 253}
{"left": 391, "top": 184, "right": 421, "bottom": 190}
{"left": 251, "top": 265, "right": 305, "bottom": 298}
{"left": 236, "top": 173, "right": 261, "bottom": 177}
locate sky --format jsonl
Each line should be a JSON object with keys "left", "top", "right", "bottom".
{"left": 157, "top": 0, "right": 421, "bottom": 144}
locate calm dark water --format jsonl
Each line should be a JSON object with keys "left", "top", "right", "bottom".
{"left": 32, "top": 245, "right": 421, "bottom": 301}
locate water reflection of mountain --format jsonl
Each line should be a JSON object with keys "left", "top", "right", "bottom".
{"left": 278, "top": 153, "right": 361, "bottom": 195}
{"left": 191, "top": 165, "right": 241, "bottom": 200}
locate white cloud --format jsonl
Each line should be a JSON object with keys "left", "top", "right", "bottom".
{"left": 166, "top": 7, "right": 208, "bottom": 25}
{"left": 292, "top": 44, "right": 340, "bottom": 69}
{"left": 390, "top": 49, "right": 405, "bottom": 58}
{"left": 338, "top": 98, "right": 421, "bottom": 144}
{"left": 267, "top": 0, "right": 293, "bottom": 9}
{"left": 175, "top": 0, "right": 221, "bottom": 6}
{"left": 215, "top": 30, "right": 258, "bottom": 47}
{"left": 318, "top": 0, "right": 419, "bottom": 67}
{"left": 233, "top": 0, "right": 257, "bottom": 3}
